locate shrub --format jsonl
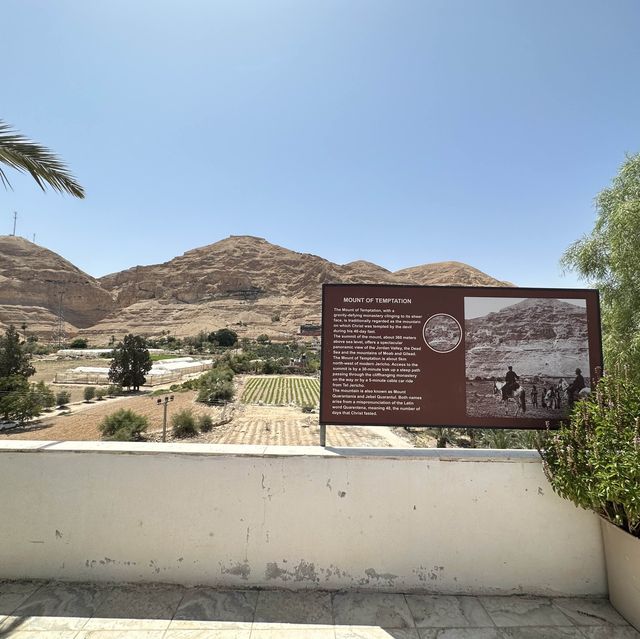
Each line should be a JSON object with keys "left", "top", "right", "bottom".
{"left": 95, "top": 387, "right": 107, "bottom": 401}
{"left": 301, "top": 404, "right": 314, "bottom": 413}
{"left": 197, "top": 413, "right": 214, "bottom": 433}
{"left": 36, "top": 381, "right": 55, "bottom": 410}
{"left": 99, "top": 409, "right": 148, "bottom": 441}
{"left": 256, "top": 334, "right": 270, "bottom": 345}
{"left": 69, "top": 338, "right": 88, "bottom": 349}
{"left": 83, "top": 386, "right": 96, "bottom": 402}
{"left": 107, "top": 384, "right": 122, "bottom": 397}
{"left": 196, "top": 365, "right": 235, "bottom": 404}
{"left": 172, "top": 408, "right": 198, "bottom": 438}
{"left": 56, "top": 390, "right": 71, "bottom": 407}
{"left": 539, "top": 369, "right": 640, "bottom": 538}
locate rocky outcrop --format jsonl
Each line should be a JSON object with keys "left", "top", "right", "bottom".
{"left": 396, "top": 261, "right": 511, "bottom": 287}
{"left": 465, "top": 297, "right": 589, "bottom": 378}
{"left": 0, "top": 236, "right": 115, "bottom": 333}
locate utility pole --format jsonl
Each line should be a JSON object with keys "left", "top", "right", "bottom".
{"left": 56, "top": 288, "right": 65, "bottom": 348}
{"left": 12, "top": 211, "right": 17, "bottom": 236}
{"left": 157, "top": 395, "right": 174, "bottom": 442}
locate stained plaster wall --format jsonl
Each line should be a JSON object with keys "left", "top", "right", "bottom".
{"left": 0, "top": 442, "right": 606, "bottom": 595}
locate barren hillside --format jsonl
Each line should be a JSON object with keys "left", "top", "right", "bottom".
{"left": 0, "top": 234, "right": 509, "bottom": 341}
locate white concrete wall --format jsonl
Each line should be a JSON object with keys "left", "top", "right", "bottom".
{"left": 0, "top": 442, "right": 606, "bottom": 595}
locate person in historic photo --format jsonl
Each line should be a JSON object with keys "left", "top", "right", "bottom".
{"left": 501, "top": 365, "right": 520, "bottom": 400}
{"left": 531, "top": 384, "right": 538, "bottom": 407}
{"left": 567, "top": 367, "right": 586, "bottom": 405}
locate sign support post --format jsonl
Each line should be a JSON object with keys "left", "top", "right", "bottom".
{"left": 320, "top": 423, "right": 326, "bottom": 447}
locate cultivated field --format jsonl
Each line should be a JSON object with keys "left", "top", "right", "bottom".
{"left": 241, "top": 375, "right": 320, "bottom": 407}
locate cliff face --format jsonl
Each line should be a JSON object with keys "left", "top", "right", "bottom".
{"left": 465, "top": 298, "right": 590, "bottom": 378}
{"left": 0, "top": 234, "right": 509, "bottom": 340}
{"left": 0, "top": 236, "right": 115, "bottom": 332}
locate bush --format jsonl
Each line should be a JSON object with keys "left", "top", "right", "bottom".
{"left": 69, "top": 338, "right": 88, "bottom": 349}
{"left": 256, "top": 334, "right": 270, "bottom": 345}
{"left": 301, "top": 404, "right": 314, "bottom": 413}
{"left": 56, "top": 390, "right": 71, "bottom": 407}
{"left": 172, "top": 408, "right": 198, "bottom": 438}
{"left": 83, "top": 386, "right": 96, "bottom": 402}
{"left": 36, "top": 381, "right": 55, "bottom": 410}
{"left": 539, "top": 369, "right": 640, "bottom": 538}
{"left": 95, "top": 387, "right": 107, "bottom": 401}
{"left": 196, "top": 365, "right": 235, "bottom": 404}
{"left": 197, "top": 413, "right": 214, "bottom": 433}
{"left": 99, "top": 409, "right": 148, "bottom": 441}
{"left": 107, "top": 384, "right": 122, "bottom": 397}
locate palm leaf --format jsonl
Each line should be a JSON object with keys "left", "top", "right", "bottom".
{"left": 0, "top": 120, "right": 85, "bottom": 198}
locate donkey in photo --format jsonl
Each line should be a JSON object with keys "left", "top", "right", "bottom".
{"left": 493, "top": 380, "right": 527, "bottom": 416}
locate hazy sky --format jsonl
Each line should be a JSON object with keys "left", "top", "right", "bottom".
{"left": 465, "top": 297, "right": 587, "bottom": 319}
{"left": 2, "top": 1, "right": 639, "bottom": 286}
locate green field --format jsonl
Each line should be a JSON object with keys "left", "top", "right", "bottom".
{"left": 241, "top": 376, "right": 320, "bottom": 407}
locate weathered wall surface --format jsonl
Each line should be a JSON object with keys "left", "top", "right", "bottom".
{"left": 0, "top": 442, "right": 606, "bottom": 595}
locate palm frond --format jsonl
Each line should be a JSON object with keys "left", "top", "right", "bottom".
{"left": 0, "top": 120, "right": 85, "bottom": 198}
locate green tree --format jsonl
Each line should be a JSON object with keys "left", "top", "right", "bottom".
{"left": 213, "top": 328, "right": 238, "bottom": 347}
{"left": 69, "top": 338, "right": 88, "bottom": 349}
{"left": 0, "top": 325, "right": 35, "bottom": 379}
{"left": 83, "top": 386, "right": 95, "bottom": 402}
{"left": 108, "top": 334, "right": 152, "bottom": 392}
{"left": 562, "top": 153, "right": 640, "bottom": 380}
{"left": 0, "top": 119, "right": 84, "bottom": 197}
{"left": 99, "top": 409, "right": 148, "bottom": 441}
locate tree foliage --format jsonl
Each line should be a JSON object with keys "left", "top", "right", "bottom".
{"left": 108, "top": 334, "right": 152, "bottom": 391}
{"left": 538, "top": 368, "right": 640, "bottom": 537}
{"left": 0, "top": 119, "right": 85, "bottom": 197}
{"left": 0, "top": 325, "right": 35, "bottom": 379}
{"left": 562, "top": 153, "right": 640, "bottom": 380}
{"left": 0, "top": 376, "right": 42, "bottom": 423}
{"left": 212, "top": 328, "right": 238, "bottom": 347}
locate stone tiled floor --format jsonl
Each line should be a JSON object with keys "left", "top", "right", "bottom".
{"left": 0, "top": 581, "right": 638, "bottom": 639}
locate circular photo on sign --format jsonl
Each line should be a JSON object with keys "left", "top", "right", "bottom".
{"left": 423, "top": 313, "right": 462, "bottom": 353}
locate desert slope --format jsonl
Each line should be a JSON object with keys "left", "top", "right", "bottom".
{"left": 0, "top": 235, "right": 114, "bottom": 333}
{"left": 1, "top": 234, "right": 509, "bottom": 340}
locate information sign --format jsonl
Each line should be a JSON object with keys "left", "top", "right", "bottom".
{"left": 320, "top": 284, "right": 602, "bottom": 430}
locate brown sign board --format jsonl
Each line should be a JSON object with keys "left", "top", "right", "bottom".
{"left": 320, "top": 284, "right": 602, "bottom": 429}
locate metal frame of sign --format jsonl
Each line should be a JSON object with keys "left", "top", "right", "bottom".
{"left": 319, "top": 283, "right": 603, "bottom": 445}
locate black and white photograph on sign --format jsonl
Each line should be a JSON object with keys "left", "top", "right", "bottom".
{"left": 464, "top": 297, "right": 591, "bottom": 419}
{"left": 423, "top": 313, "right": 462, "bottom": 353}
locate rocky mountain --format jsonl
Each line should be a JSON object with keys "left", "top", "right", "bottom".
{"left": 465, "top": 297, "right": 589, "bottom": 378}
{"left": 0, "top": 234, "right": 509, "bottom": 342}
{"left": 0, "top": 236, "right": 114, "bottom": 335}
{"left": 396, "top": 261, "right": 512, "bottom": 287}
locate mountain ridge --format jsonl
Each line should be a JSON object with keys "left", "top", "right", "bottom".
{"left": 0, "top": 234, "right": 511, "bottom": 341}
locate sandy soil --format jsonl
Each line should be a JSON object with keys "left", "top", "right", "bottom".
{"left": 0, "top": 390, "right": 410, "bottom": 448}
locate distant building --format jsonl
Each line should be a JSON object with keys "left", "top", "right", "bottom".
{"left": 299, "top": 324, "right": 321, "bottom": 337}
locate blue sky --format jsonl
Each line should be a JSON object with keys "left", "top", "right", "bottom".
{"left": 2, "top": 1, "right": 639, "bottom": 287}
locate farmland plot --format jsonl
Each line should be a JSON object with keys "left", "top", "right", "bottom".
{"left": 241, "top": 376, "right": 320, "bottom": 407}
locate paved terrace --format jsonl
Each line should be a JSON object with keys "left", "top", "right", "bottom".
{"left": 0, "top": 581, "right": 638, "bottom": 639}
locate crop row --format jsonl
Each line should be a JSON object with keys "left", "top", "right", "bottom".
{"left": 242, "top": 376, "right": 320, "bottom": 406}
